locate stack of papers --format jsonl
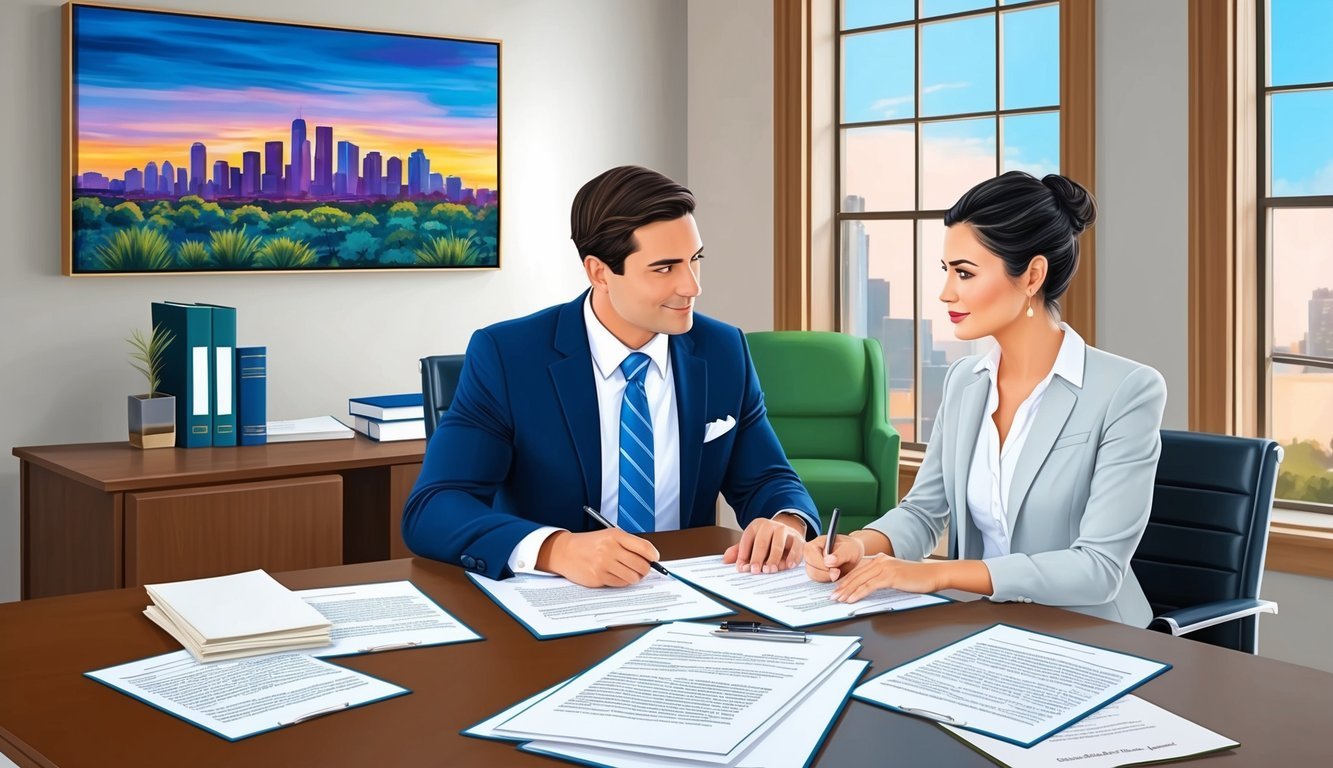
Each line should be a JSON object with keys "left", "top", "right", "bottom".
{"left": 144, "top": 570, "right": 333, "bottom": 661}
{"left": 467, "top": 621, "right": 864, "bottom": 767}
{"left": 265, "top": 415, "right": 354, "bottom": 443}
{"left": 942, "top": 694, "right": 1240, "bottom": 768}
{"left": 467, "top": 570, "right": 732, "bottom": 639}
{"left": 852, "top": 624, "right": 1171, "bottom": 748}
{"left": 663, "top": 554, "right": 949, "bottom": 627}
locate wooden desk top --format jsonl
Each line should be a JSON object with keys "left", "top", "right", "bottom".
{"left": 12, "top": 437, "right": 426, "bottom": 493}
{"left": 1, "top": 527, "right": 1328, "bottom": 767}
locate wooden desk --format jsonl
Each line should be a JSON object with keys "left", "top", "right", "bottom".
{"left": 0, "top": 527, "right": 1328, "bottom": 767}
{"left": 12, "top": 438, "right": 425, "bottom": 599}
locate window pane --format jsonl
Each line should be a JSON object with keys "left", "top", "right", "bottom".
{"left": 1271, "top": 363, "right": 1333, "bottom": 505}
{"left": 842, "top": 28, "right": 915, "bottom": 123}
{"left": 1001, "top": 4, "right": 1059, "bottom": 110}
{"left": 922, "top": 0, "right": 994, "bottom": 18}
{"left": 1270, "top": 207, "right": 1333, "bottom": 356}
{"left": 921, "top": 117, "right": 996, "bottom": 209}
{"left": 921, "top": 15, "right": 997, "bottom": 117}
{"left": 842, "top": 0, "right": 914, "bottom": 29}
{"left": 845, "top": 219, "right": 917, "bottom": 442}
{"left": 1270, "top": 89, "right": 1333, "bottom": 196}
{"left": 1268, "top": 0, "right": 1333, "bottom": 87}
{"left": 843, "top": 125, "right": 915, "bottom": 212}
{"left": 1001, "top": 111, "right": 1059, "bottom": 177}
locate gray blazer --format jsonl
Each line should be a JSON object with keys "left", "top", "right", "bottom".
{"left": 868, "top": 346, "right": 1167, "bottom": 626}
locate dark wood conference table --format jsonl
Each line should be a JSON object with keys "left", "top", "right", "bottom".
{"left": 1, "top": 527, "right": 1329, "bottom": 767}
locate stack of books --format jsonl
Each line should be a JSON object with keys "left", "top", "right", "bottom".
{"left": 348, "top": 393, "right": 426, "bottom": 441}
{"left": 143, "top": 570, "right": 333, "bottom": 662}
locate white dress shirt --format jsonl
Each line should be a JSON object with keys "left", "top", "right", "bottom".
{"left": 507, "top": 295, "right": 682, "bottom": 574}
{"left": 966, "top": 323, "right": 1086, "bottom": 560}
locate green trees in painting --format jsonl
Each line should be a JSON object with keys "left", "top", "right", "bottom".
{"left": 71, "top": 195, "right": 498, "bottom": 272}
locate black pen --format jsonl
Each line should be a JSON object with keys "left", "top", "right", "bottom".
{"left": 824, "top": 507, "right": 842, "bottom": 558}
{"left": 582, "top": 505, "right": 672, "bottom": 577}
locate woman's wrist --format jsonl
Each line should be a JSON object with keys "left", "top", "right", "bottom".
{"left": 850, "top": 529, "right": 893, "bottom": 557}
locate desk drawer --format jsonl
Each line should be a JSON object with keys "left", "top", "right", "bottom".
{"left": 125, "top": 475, "right": 343, "bottom": 585}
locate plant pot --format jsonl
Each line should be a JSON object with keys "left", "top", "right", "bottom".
{"left": 129, "top": 394, "right": 176, "bottom": 449}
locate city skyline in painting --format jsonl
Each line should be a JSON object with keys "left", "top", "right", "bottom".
{"left": 67, "top": 3, "right": 500, "bottom": 273}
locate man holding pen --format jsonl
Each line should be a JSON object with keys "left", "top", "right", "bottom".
{"left": 402, "top": 166, "right": 820, "bottom": 587}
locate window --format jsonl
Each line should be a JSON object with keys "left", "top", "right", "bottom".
{"left": 1259, "top": 0, "right": 1333, "bottom": 509}
{"left": 837, "top": 0, "right": 1061, "bottom": 443}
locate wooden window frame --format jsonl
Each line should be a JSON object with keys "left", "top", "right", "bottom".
{"left": 775, "top": 0, "right": 1095, "bottom": 475}
{"left": 1190, "top": 0, "right": 1333, "bottom": 577}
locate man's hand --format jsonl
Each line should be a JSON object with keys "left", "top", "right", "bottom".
{"left": 723, "top": 514, "right": 807, "bottom": 574}
{"left": 537, "top": 529, "right": 660, "bottom": 588}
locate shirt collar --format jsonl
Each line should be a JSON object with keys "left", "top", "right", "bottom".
{"left": 972, "top": 322, "right": 1086, "bottom": 388}
{"left": 583, "top": 293, "right": 670, "bottom": 381}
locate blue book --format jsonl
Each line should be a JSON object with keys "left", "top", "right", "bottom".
{"left": 348, "top": 393, "right": 424, "bottom": 422}
{"left": 236, "top": 346, "right": 267, "bottom": 446}
{"left": 151, "top": 302, "right": 212, "bottom": 448}
{"left": 197, "top": 303, "right": 238, "bottom": 447}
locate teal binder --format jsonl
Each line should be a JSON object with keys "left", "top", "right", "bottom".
{"left": 151, "top": 302, "right": 212, "bottom": 448}
{"left": 196, "top": 303, "right": 238, "bottom": 447}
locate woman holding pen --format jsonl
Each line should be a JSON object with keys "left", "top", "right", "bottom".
{"left": 805, "top": 172, "right": 1166, "bottom": 627}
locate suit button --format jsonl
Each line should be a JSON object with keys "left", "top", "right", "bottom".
{"left": 461, "top": 555, "right": 476, "bottom": 568}
{"left": 476, "top": 559, "right": 487, "bottom": 572}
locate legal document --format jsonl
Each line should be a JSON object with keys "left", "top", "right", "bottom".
{"left": 663, "top": 554, "right": 949, "bottom": 628}
{"left": 489, "top": 621, "right": 861, "bottom": 761}
{"left": 466, "top": 570, "right": 732, "bottom": 639}
{"left": 853, "top": 624, "right": 1170, "bottom": 747}
{"left": 296, "top": 580, "right": 481, "bottom": 657}
{"left": 518, "top": 659, "right": 870, "bottom": 768}
{"left": 86, "top": 650, "right": 407, "bottom": 740}
{"left": 942, "top": 694, "right": 1239, "bottom": 767}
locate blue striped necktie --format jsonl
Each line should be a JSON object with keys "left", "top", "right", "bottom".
{"left": 618, "top": 352, "right": 655, "bottom": 533}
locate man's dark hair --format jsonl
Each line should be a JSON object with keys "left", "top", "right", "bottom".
{"left": 571, "top": 166, "right": 695, "bottom": 274}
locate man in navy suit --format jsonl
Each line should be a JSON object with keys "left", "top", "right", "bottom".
{"left": 402, "top": 166, "right": 819, "bottom": 587}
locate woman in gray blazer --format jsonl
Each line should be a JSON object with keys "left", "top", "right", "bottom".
{"left": 805, "top": 172, "right": 1166, "bottom": 626}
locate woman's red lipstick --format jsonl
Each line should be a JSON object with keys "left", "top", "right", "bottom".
{"left": 948, "top": 311, "right": 969, "bottom": 324}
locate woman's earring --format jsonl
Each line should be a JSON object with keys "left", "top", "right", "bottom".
{"left": 1026, "top": 296, "right": 1035, "bottom": 318}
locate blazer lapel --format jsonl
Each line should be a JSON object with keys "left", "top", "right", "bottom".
{"left": 671, "top": 333, "right": 707, "bottom": 525}
{"left": 550, "top": 294, "right": 601, "bottom": 514}
{"left": 1005, "top": 377, "right": 1077, "bottom": 533}
{"left": 952, "top": 372, "right": 989, "bottom": 561}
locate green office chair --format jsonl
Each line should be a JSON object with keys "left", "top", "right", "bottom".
{"left": 746, "top": 332, "right": 900, "bottom": 533}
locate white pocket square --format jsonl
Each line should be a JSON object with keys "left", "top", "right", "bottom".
{"left": 703, "top": 415, "right": 736, "bottom": 443}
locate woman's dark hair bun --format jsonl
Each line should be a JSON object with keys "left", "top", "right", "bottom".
{"left": 1041, "top": 174, "right": 1097, "bottom": 235}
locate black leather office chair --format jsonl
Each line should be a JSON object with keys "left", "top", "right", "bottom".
{"left": 419, "top": 354, "right": 465, "bottom": 441}
{"left": 1132, "top": 430, "right": 1282, "bottom": 654}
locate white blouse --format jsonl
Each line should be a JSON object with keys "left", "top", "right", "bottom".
{"left": 966, "top": 323, "right": 1086, "bottom": 559}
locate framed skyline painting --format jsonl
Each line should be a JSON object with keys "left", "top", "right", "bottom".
{"left": 63, "top": 2, "right": 500, "bottom": 275}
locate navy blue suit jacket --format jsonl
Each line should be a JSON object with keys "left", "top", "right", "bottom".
{"left": 402, "top": 292, "right": 819, "bottom": 579}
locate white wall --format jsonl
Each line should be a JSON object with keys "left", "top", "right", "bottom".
{"left": 686, "top": 0, "right": 775, "bottom": 331}
{"left": 0, "top": 0, "right": 687, "bottom": 603}
{"left": 1095, "top": 0, "right": 1190, "bottom": 429}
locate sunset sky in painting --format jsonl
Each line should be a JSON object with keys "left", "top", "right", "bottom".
{"left": 71, "top": 5, "right": 499, "bottom": 189}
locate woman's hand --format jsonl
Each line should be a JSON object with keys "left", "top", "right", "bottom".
{"left": 803, "top": 534, "right": 867, "bottom": 582}
{"left": 829, "top": 556, "right": 942, "bottom": 602}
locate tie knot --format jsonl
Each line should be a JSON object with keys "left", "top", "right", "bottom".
{"left": 620, "top": 352, "right": 652, "bottom": 383}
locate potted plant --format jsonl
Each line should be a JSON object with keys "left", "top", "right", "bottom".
{"left": 127, "top": 324, "right": 176, "bottom": 449}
